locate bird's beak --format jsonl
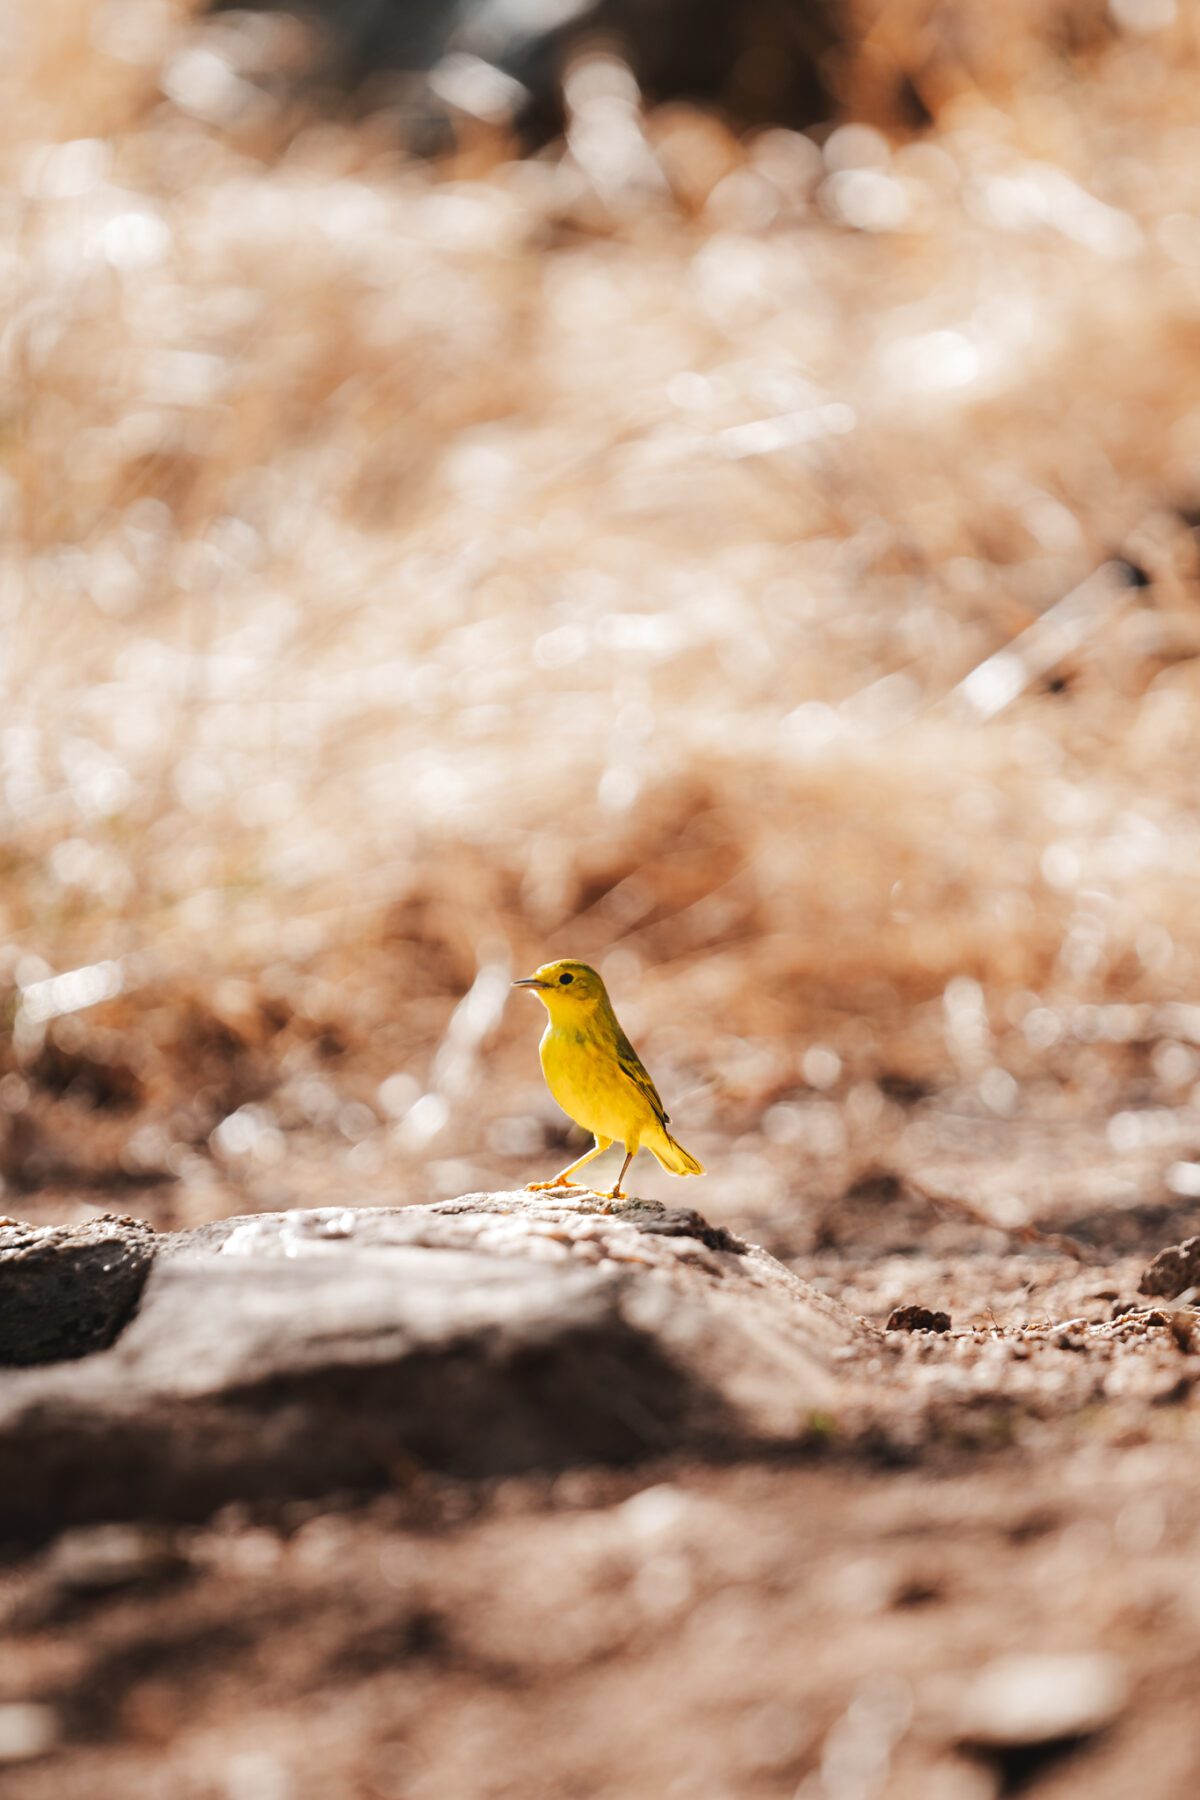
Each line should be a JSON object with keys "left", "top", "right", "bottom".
{"left": 512, "top": 977, "right": 545, "bottom": 988}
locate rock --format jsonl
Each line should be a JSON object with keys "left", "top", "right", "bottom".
{"left": 1140, "top": 1235, "right": 1200, "bottom": 1300}
{"left": 0, "top": 1215, "right": 156, "bottom": 1366}
{"left": 886, "top": 1304, "right": 952, "bottom": 1334}
{"left": 955, "top": 1652, "right": 1128, "bottom": 1749}
{"left": 0, "top": 1193, "right": 875, "bottom": 1541}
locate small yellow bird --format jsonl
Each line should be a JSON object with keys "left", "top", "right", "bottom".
{"left": 513, "top": 958, "right": 705, "bottom": 1200}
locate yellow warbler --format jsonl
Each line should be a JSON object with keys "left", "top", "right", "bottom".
{"left": 513, "top": 958, "right": 704, "bottom": 1199}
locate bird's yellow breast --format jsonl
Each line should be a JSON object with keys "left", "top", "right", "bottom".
{"left": 539, "top": 1026, "right": 653, "bottom": 1145}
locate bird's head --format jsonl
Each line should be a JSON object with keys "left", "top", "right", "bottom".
{"left": 513, "top": 958, "right": 608, "bottom": 1019}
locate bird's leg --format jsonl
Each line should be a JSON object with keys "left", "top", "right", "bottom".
{"left": 526, "top": 1136, "right": 612, "bottom": 1192}
{"left": 600, "top": 1148, "right": 635, "bottom": 1207}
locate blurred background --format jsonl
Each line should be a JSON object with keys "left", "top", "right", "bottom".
{"left": 5, "top": 0, "right": 1200, "bottom": 1264}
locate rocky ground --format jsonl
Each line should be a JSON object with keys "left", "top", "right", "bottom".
{"left": 2, "top": 1174, "right": 1199, "bottom": 1800}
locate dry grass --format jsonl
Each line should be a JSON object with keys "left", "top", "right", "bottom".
{"left": 4, "top": 0, "right": 1200, "bottom": 1228}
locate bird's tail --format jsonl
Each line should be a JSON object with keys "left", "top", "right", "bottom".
{"left": 648, "top": 1126, "right": 705, "bottom": 1178}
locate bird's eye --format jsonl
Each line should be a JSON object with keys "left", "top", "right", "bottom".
{"left": 559, "top": 972, "right": 574, "bottom": 985}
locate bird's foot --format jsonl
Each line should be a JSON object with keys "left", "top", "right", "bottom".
{"left": 525, "top": 1179, "right": 584, "bottom": 1192}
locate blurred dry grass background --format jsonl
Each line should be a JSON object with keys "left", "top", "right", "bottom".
{"left": 5, "top": 0, "right": 1200, "bottom": 1239}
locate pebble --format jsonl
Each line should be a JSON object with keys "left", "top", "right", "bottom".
{"left": 886, "top": 1304, "right": 952, "bottom": 1334}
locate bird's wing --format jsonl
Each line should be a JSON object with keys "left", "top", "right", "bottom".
{"left": 613, "top": 1027, "right": 670, "bottom": 1126}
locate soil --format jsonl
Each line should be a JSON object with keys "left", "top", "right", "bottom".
{"left": 2, "top": 1128, "right": 1198, "bottom": 1800}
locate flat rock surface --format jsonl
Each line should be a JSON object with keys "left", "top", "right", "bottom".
{"left": 0, "top": 1192, "right": 873, "bottom": 1539}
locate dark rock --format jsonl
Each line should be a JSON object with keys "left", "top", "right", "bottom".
{"left": 1140, "top": 1235, "right": 1200, "bottom": 1300}
{"left": 625, "top": 1204, "right": 746, "bottom": 1254}
{"left": 0, "top": 1193, "right": 875, "bottom": 1542}
{"left": 886, "top": 1304, "right": 951, "bottom": 1334}
{"left": 0, "top": 1216, "right": 156, "bottom": 1367}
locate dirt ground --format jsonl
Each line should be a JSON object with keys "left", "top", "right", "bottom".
{"left": 3, "top": 1143, "right": 1200, "bottom": 1799}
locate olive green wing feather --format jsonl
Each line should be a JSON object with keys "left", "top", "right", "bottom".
{"left": 612, "top": 1026, "right": 670, "bottom": 1126}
